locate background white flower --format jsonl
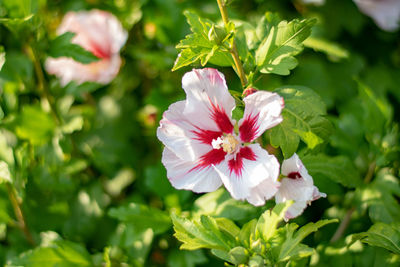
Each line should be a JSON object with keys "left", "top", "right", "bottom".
{"left": 275, "top": 153, "right": 326, "bottom": 220}
{"left": 299, "top": 0, "right": 326, "bottom": 6}
{"left": 45, "top": 9, "right": 128, "bottom": 85}
{"left": 157, "top": 68, "right": 284, "bottom": 206}
{"left": 354, "top": 0, "right": 400, "bottom": 31}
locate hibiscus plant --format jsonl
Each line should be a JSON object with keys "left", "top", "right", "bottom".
{"left": 0, "top": 0, "right": 400, "bottom": 266}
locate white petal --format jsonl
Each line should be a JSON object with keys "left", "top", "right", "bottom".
{"left": 275, "top": 177, "right": 315, "bottom": 204}
{"left": 281, "top": 153, "right": 301, "bottom": 176}
{"left": 162, "top": 147, "right": 223, "bottom": 193}
{"left": 157, "top": 101, "right": 214, "bottom": 161}
{"left": 276, "top": 183, "right": 326, "bottom": 221}
{"left": 247, "top": 178, "right": 280, "bottom": 206}
{"left": 46, "top": 10, "right": 127, "bottom": 85}
{"left": 312, "top": 186, "right": 327, "bottom": 200}
{"left": 45, "top": 55, "right": 122, "bottom": 86}
{"left": 239, "top": 91, "right": 283, "bottom": 142}
{"left": 214, "top": 143, "right": 280, "bottom": 202}
{"left": 275, "top": 178, "right": 312, "bottom": 221}
{"left": 182, "top": 68, "right": 236, "bottom": 133}
{"left": 354, "top": 0, "right": 400, "bottom": 31}
{"left": 281, "top": 153, "right": 312, "bottom": 182}
{"left": 283, "top": 201, "right": 308, "bottom": 221}
{"left": 58, "top": 10, "right": 127, "bottom": 55}
{"left": 300, "top": 0, "right": 325, "bottom": 6}
{"left": 276, "top": 153, "right": 327, "bottom": 220}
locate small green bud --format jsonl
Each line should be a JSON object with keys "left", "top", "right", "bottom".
{"left": 250, "top": 239, "right": 263, "bottom": 254}
{"left": 208, "top": 24, "right": 227, "bottom": 44}
{"left": 229, "top": 246, "right": 249, "bottom": 264}
{"left": 248, "top": 255, "right": 265, "bottom": 267}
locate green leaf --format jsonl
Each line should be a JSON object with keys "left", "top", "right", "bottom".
{"left": 167, "top": 249, "right": 207, "bottom": 267}
{"left": 229, "top": 246, "right": 249, "bottom": 265}
{"left": 357, "top": 80, "right": 392, "bottom": 135}
{"left": 48, "top": 32, "right": 99, "bottom": 64}
{"left": 211, "top": 249, "right": 231, "bottom": 263}
{"left": 194, "top": 188, "right": 258, "bottom": 221}
{"left": 110, "top": 224, "right": 154, "bottom": 265}
{"left": 215, "top": 217, "right": 241, "bottom": 238}
{"left": 302, "top": 154, "right": 362, "bottom": 188}
{"left": 7, "top": 240, "right": 92, "bottom": 267}
{"left": 238, "top": 219, "right": 257, "bottom": 248}
{"left": 278, "top": 219, "right": 338, "bottom": 262}
{"left": 0, "top": 188, "right": 12, "bottom": 223}
{"left": 0, "top": 46, "right": 5, "bottom": 72}
{"left": 172, "top": 10, "right": 234, "bottom": 71}
{"left": 108, "top": 203, "right": 171, "bottom": 234}
{"left": 362, "top": 170, "right": 400, "bottom": 224}
{"left": 0, "top": 161, "right": 12, "bottom": 184}
{"left": 256, "top": 202, "right": 292, "bottom": 242}
{"left": 61, "top": 116, "right": 84, "bottom": 134}
{"left": 15, "top": 105, "right": 56, "bottom": 145}
{"left": 352, "top": 223, "right": 400, "bottom": 255}
{"left": 171, "top": 212, "right": 234, "bottom": 251}
{"left": 268, "top": 86, "right": 333, "bottom": 158}
{"left": 0, "top": 14, "right": 34, "bottom": 29}
{"left": 303, "top": 36, "right": 349, "bottom": 59}
{"left": 1, "top": 0, "right": 36, "bottom": 18}
{"left": 255, "top": 18, "right": 316, "bottom": 75}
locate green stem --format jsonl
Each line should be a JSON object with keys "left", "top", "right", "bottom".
{"left": 26, "top": 44, "right": 62, "bottom": 125}
{"left": 330, "top": 207, "right": 355, "bottom": 243}
{"left": 330, "top": 161, "right": 376, "bottom": 243}
{"left": 216, "top": 0, "right": 248, "bottom": 88}
{"left": 363, "top": 161, "right": 376, "bottom": 184}
{"left": 6, "top": 183, "right": 35, "bottom": 246}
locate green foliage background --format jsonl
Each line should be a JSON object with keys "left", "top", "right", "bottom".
{"left": 0, "top": 0, "right": 399, "bottom": 266}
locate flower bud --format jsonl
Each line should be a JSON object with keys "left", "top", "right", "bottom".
{"left": 243, "top": 87, "right": 258, "bottom": 97}
{"left": 229, "top": 246, "right": 249, "bottom": 265}
{"left": 208, "top": 24, "right": 227, "bottom": 44}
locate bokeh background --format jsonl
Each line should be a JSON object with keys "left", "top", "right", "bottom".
{"left": 0, "top": 0, "right": 399, "bottom": 266}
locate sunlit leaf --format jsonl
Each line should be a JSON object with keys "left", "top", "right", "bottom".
{"left": 172, "top": 11, "right": 234, "bottom": 71}
{"left": 278, "top": 219, "right": 337, "bottom": 262}
{"left": 255, "top": 18, "right": 316, "bottom": 75}
{"left": 256, "top": 202, "right": 292, "bottom": 242}
{"left": 352, "top": 223, "right": 400, "bottom": 255}
{"left": 171, "top": 212, "right": 234, "bottom": 251}
{"left": 304, "top": 36, "right": 349, "bottom": 60}
{"left": 6, "top": 240, "right": 92, "bottom": 267}
{"left": 362, "top": 170, "right": 400, "bottom": 224}
{"left": 302, "top": 154, "right": 362, "bottom": 188}
{"left": 0, "top": 47, "right": 5, "bottom": 72}
{"left": 15, "top": 106, "right": 56, "bottom": 145}
{"left": 0, "top": 161, "right": 12, "bottom": 184}
{"left": 268, "top": 86, "right": 333, "bottom": 158}
{"left": 108, "top": 203, "right": 171, "bottom": 234}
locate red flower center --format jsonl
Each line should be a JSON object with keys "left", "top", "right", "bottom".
{"left": 287, "top": 172, "right": 301, "bottom": 179}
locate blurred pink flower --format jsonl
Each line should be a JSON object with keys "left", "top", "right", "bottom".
{"left": 354, "top": 0, "right": 400, "bottom": 31}
{"left": 157, "top": 68, "right": 284, "bottom": 206}
{"left": 275, "top": 153, "right": 326, "bottom": 221}
{"left": 45, "top": 10, "right": 128, "bottom": 86}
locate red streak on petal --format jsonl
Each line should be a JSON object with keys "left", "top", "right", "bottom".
{"left": 287, "top": 172, "right": 301, "bottom": 179}
{"left": 190, "top": 148, "right": 226, "bottom": 172}
{"left": 239, "top": 113, "right": 260, "bottom": 143}
{"left": 192, "top": 128, "right": 223, "bottom": 145}
{"left": 210, "top": 102, "right": 234, "bottom": 134}
{"left": 228, "top": 146, "right": 257, "bottom": 177}
{"left": 205, "top": 68, "right": 224, "bottom": 85}
{"left": 89, "top": 41, "right": 111, "bottom": 59}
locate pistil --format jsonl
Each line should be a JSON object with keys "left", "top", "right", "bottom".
{"left": 212, "top": 134, "right": 240, "bottom": 154}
